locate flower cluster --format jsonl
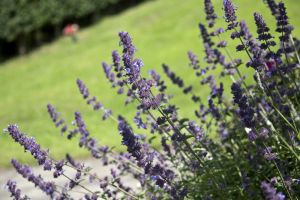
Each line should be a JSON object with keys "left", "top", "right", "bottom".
{"left": 11, "top": 159, "right": 56, "bottom": 198}
{"left": 4, "top": 0, "right": 300, "bottom": 199}
{"left": 6, "top": 180, "right": 29, "bottom": 200}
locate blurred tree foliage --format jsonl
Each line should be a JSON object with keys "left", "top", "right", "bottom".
{"left": 0, "top": 0, "right": 140, "bottom": 57}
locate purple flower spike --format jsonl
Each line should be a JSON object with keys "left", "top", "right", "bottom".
{"left": 112, "top": 50, "right": 122, "bottom": 72}
{"left": 199, "top": 24, "right": 214, "bottom": 47}
{"left": 47, "top": 104, "right": 59, "bottom": 123}
{"left": 188, "top": 121, "right": 204, "bottom": 141}
{"left": 11, "top": 160, "right": 56, "bottom": 198}
{"left": 265, "top": 0, "right": 279, "bottom": 17}
{"left": 118, "top": 115, "right": 142, "bottom": 160}
{"left": 231, "top": 83, "right": 256, "bottom": 128}
{"left": 102, "top": 62, "right": 115, "bottom": 83}
{"left": 261, "top": 181, "right": 285, "bottom": 200}
{"left": 204, "top": 0, "right": 217, "bottom": 28}
{"left": 118, "top": 32, "right": 143, "bottom": 83}
{"left": 53, "top": 159, "right": 64, "bottom": 178}
{"left": 276, "top": 2, "right": 294, "bottom": 51}
{"left": 239, "top": 21, "right": 252, "bottom": 41}
{"left": 6, "top": 180, "right": 30, "bottom": 200}
{"left": 7, "top": 125, "right": 48, "bottom": 165}
{"left": 47, "top": 104, "right": 68, "bottom": 135}
{"left": 102, "top": 109, "right": 112, "bottom": 121}
{"left": 188, "top": 51, "right": 200, "bottom": 70}
{"left": 223, "top": 0, "right": 237, "bottom": 23}
{"left": 254, "top": 13, "right": 269, "bottom": 34}
{"left": 77, "top": 79, "right": 89, "bottom": 99}
{"left": 162, "top": 64, "right": 184, "bottom": 88}
{"left": 254, "top": 12, "right": 276, "bottom": 50}
{"left": 74, "top": 112, "right": 90, "bottom": 147}
{"left": 119, "top": 32, "right": 135, "bottom": 58}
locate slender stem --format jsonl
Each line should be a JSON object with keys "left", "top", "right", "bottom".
{"left": 63, "top": 163, "right": 139, "bottom": 199}
{"left": 271, "top": 102, "right": 298, "bottom": 134}
{"left": 62, "top": 173, "right": 98, "bottom": 196}
{"left": 281, "top": 30, "right": 300, "bottom": 93}
{"left": 262, "top": 143, "right": 294, "bottom": 200}
{"left": 290, "top": 34, "right": 300, "bottom": 65}
{"left": 124, "top": 83, "right": 194, "bottom": 162}
{"left": 274, "top": 131, "right": 300, "bottom": 162}
{"left": 156, "top": 107, "right": 220, "bottom": 189}
{"left": 125, "top": 81, "right": 220, "bottom": 189}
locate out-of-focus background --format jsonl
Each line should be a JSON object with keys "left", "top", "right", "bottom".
{"left": 0, "top": 0, "right": 300, "bottom": 168}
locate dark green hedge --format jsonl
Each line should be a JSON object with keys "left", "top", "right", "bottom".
{"left": 0, "top": 0, "right": 144, "bottom": 57}
{"left": 0, "top": 0, "right": 122, "bottom": 42}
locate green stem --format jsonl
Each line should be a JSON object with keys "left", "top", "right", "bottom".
{"left": 290, "top": 34, "right": 300, "bottom": 65}
{"left": 262, "top": 143, "right": 294, "bottom": 200}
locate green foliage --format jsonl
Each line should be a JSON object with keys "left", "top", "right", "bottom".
{"left": 0, "top": 0, "right": 121, "bottom": 42}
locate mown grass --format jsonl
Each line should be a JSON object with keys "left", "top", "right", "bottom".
{"left": 0, "top": 0, "right": 299, "bottom": 168}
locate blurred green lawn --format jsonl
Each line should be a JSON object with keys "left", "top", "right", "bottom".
{"left": 0, "top": 0, "right": 299, "bottom": 168}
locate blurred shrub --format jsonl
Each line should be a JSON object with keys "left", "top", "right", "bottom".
{"left": 0, "top": 0, "right": 141, "bottom": 56}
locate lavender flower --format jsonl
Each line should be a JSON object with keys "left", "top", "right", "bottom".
{"left": 254, "top": 12, "right": 276, "bottom": 50}
{"left": 217, "top": 41, "right": 227, "bottom": 48}
{"left": 276, "top": 2, "right": 293, "bottom": 42}
{"left": 261, "top": 181, "right": 285, "bottom": 200}
{"left": 204, "top": 0, "right": 217, "bottom": 28}
{"left": 204, "top": 43, "right": 217, "bottom": 64}
{"left": 135, "top": 78, "right": 152, "bottom": 99}
{"left": 47, "top": 104, "right": 59, "bottom": 123}
{"left": 75, "top": 112, "right": 90, "bottom": 147}
{"left": 112, "top": 50, "right": 122, "bottom": 73}
{"left": 102, "top": 109, "right": 112, "bottom": 120}
{"left": 199, "top": 24, "right": 214, "bottom": 47}
{"left": 187, "top": 51, "right": 200, "bottom": 70}
{"left": 231, "top": 83, "right": 256, "bottom": 128}
{"left": 239, "top": 21, "right": 252, "bottom": 41}
{"left": 188, "top": 121, "right": 204, "bottom": 141}
{"left": 149, "top": 70, "right": 167, "bottom": 92}
{"left": 47, "top": 104, "right": 68, "bottom": 134}
{"left": 142, "top": 93, "right": 163, "bottom": 110}
{"left": 66, "top": 154, "right": 81, "bottom": 168}
{"left": 119, "top": 32, "right": 143, "bottom": 83}
{"left": 69, "top": 170, "right": 82, "bottom": 189}
{"left": 263, "top": 147, "right": 277, "bottom": 161}
{"left": 6, "top": 180, "right": 29, "bottom": 200}
{"left": 84, "top": 194, "right": 98, "bottom": 200}
{"left": 102, "top": 62, "right": 115, "bottom": 83}
{"left": 208, "top": 98, "right": 221, "bottom": 120}
{"left": 11, "top": 160, "right": 56, "bottom": 198}
{"left": 77, "top": 79, "right": 89, "bottom": 99}
{"left": 223, "top": 0, "right": 237, "bottom": 26}
{"left": 258, "top": 127, "right": 269, "bottom": 139}
{"left": 248, "top": 130, "right": 257, "bottom": 142}
{"left": 264, "top": 0, "right": 279, "bottom": 17}
{"left": 44, "top": 159, "right": 52, "bottom": 171}
{"left": 276, "top": 2, "right": 294, "bottom": 56}
{"left": 53, "top": 159, "right": 64, "bottom": 178}
{"left": 134, "top": 111, "right": 147, "bottom": 129}
{"left": 218, "top": 123, "right": 229, "bottom": 140}
{"left": 7, "top": 125, "right": 48, "bottom": 165}
{"left": 119, "top": 32, "right": 135, "bottom": 58}
{"left": 73, "top": 112, "right": 105, "bottom": 158}
{"left": 162, "top": 64, "right": 184, "bottom": 88}
{"left": 246, "top": 43, "right": 266, "bottom": 69}
{"left": 183, "top": 85, "right": 193, "bottom": 94}
{"left": 161, "top": 137, "right": 171, "bottom": 156}
{"left": 118, "top": 115, "right": 142, "bottom": 160}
